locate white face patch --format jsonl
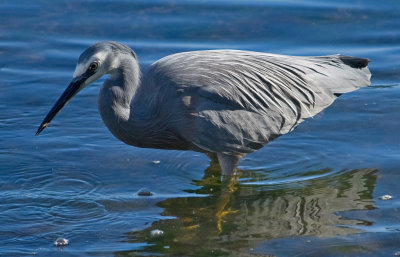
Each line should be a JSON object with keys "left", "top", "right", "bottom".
{"left": 73, "top": 50, "right": 109, "bottom": 78}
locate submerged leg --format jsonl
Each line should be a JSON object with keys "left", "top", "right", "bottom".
{"left": 216, "top": 153, "right": 243, "bottom": 176}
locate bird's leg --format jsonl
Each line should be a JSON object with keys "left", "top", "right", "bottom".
{"left": 216, "top": 153, "right": 243, "bottom": 176}
{"left": 192, "top": 156, "right": 241, "bottom": 233}
{"left": 215, "top": 174, "right": 239, "bottom": 232}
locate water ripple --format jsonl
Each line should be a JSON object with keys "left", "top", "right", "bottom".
{"left": 48, "top": 199, "right": 108, "bottom": 224}
{"left": 40, "top": 169, "right": 103, "bottom": 197}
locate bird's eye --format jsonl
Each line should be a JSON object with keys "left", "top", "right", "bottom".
{"left": 88, "top": 62, "right": 99, "bottom": 71}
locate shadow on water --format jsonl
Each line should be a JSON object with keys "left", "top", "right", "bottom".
{"left": 114, "top": 162, "right": 378, "bottom": 257}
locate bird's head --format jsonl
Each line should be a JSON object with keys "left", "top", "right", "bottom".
{"left": 36, "top": 41, "right": 137, "bottom": 135}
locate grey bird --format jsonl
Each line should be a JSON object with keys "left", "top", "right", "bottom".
{"left": 36, "top": 41, "right": 371, "bottom": 176}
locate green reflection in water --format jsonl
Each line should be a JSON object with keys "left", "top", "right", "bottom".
{"left": 115, "top": 163, "right": 377, "bottom": 257}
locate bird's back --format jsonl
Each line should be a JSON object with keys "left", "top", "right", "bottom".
{"left": 139, "top": 50, "right": 370, "bottom": 154}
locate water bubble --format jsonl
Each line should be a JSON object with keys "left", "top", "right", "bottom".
{"left": 54, "top": 238, "right": 69, "bottom": 247}
{"left": 150, "top": 229, "right": 164, "bottom": 238}
{"left": 137, "top": 188, "right": 153, "bottom": 196}
{"left": 379, "top": 194, "right": 393, "bottom": 200}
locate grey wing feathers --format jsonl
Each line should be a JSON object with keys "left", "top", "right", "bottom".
{"left": 148, "top": 50, "right": 370, "bottom": 154}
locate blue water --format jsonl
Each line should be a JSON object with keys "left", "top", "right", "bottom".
{"left": 1, "top": 0, "right": 400, "bottom": 256}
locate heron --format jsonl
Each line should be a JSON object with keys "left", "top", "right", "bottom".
{"left": 36, "top": 41, "right": 371, "bottom": 176}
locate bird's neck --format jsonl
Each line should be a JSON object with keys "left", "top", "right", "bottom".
{"left": 98, "top": 57, "right": 189, "bottom": 150}
{"left": 98, "top": 57, "right": 145, "bottom": 145}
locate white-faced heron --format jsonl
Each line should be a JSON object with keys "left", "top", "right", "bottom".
{"left": 36, "top": 41, "right": 371, "bottom": 176}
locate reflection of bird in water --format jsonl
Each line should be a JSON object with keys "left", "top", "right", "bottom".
{"left": 123, "top": 168, "right": 377, "bottom": 256}
{"left": 191, "top": 160, "right": 239, "bottom": 233}
{"left": 36, "top": 41, "right": 371, "bottom": 175}
{"left": 122, "top": 169, "right": 377, "bottom": 256}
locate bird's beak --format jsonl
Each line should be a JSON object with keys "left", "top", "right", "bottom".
{"left": 36, "top": 71, "right": 93, "bottom": 135}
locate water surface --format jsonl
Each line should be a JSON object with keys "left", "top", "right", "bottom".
{"left": 1, "top": 0, "right": 400, "bottom": 256}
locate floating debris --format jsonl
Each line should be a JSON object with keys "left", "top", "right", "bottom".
{"left": 152, "top": 160, "right": 160, "bottom": 164}
{"left": 137, "top": 188, "right": 153, "bottom": 196}
{"left": 379, "top": 194, "right": 393, "bottom": 200}
{"left": 150, "top": 229, "right": 164, "bottom": 238}
{"left": 54, "top": 238, "right": 69, "bottom": 247}
{"left": 394, "top": 251, "right": 400, "bottom": 256}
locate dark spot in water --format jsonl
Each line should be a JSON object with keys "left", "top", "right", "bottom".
{"left": 137, "top": 188, "right": 153, "bottom": 196}
{"left": 54, "top": 238, "right": 69, "bottom": 247}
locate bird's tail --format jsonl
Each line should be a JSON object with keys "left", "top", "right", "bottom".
{"left": 331, "top": 55, "right": 371, "bottom": 94}
{"left": 306, "top": 55, "right": 371, "bottom": 96}
{"left": 338, "top": 55, "right": 370, "bottom": 69}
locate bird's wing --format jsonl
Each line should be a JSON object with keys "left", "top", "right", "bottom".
{"left": 146, "top": 50, "right": 370, "bottom": 154}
